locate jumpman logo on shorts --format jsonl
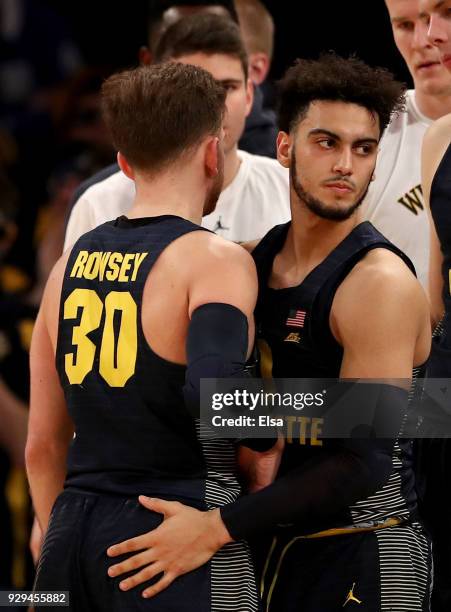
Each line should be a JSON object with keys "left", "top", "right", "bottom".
{"left": 343, "top": 583, "right": 362, "bottom": 606}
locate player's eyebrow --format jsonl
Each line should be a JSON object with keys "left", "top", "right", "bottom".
{"left": 308, "top": 128, "right": 341, "bottom": 139}
{"left": 308, "top": 128, "right": 378, "bottom": 145}
{"left": 216, "top": 78, "right": 243, "bottom": 87}
{"left": 391, "top": 15, "right": 411, "bottom": 23}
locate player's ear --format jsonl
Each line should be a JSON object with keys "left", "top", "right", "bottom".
{"left": 277, "top": 131, "right": 291, "bottom": 169}
{"left": 117, "top": 152, "right": 135, "bottom": 180}
{"left": 248, "top": 52, "right": 270, "bottom": 86}
{"left": 138, "top": 46, "right": 152, "bottom": 65}
{"left": 204, "top": 136, "right": 220, "bottom": 177}
{"left": 244, "top": 78, "right": 254, "bottom": 118}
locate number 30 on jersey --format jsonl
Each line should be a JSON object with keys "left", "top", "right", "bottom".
{"left": 64, "top": 288, "right": 137, "bottom": 388}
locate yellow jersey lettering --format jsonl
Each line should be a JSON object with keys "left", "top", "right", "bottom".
{"left": 99, "top": 292, "right": 137, "bottom": 386}
{"left": 83, "top": 252, "right": 101, "bottom": 280}
{"left": 64, "top": 289, "right": 138, "bottom": 388}
{"left": 285, "top": 416, "right": 324, "bottom": 446}
{"left": 298, "top": 416, "right": 309, "bottom": 445}
{"left": 70, "top": 251, "right": 89, "bottom": 278}
{"left": 105, "top": 252, "right": 122, "bottom": 281}
{"left": 131, "top": 252, "right": 148, "bottom": 281}
{"left": 98, "top": 251, "right": 112, "bottom": 281}
{"left": 64, "top": 288, "right": 103, "bottom": 384}
{"left": 311, "top": 418, "right": 324, "bottom": 446}
{"left": 286, "top": 416, "right": 296, "bottom": 444}
{"left": 70, "top": 251, "right": 148, "bottom": 282}
{"left": 118, "top": 253, "right": 135, "bottom": 282}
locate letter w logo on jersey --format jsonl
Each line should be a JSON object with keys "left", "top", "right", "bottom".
{"left": 64, "top": 288, "right": 137, "bottom": 388}
{"left": 397, "top": 184, "right": 424, "bottom": 215}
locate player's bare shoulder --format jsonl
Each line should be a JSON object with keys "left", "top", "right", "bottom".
{"left": 422, "top": 114, "right": 451, "bottom": 188}
{"left": 343, "top": 247, "right": 427, "bottom": 305}
{"left": 167, "top": 230, "right": 258, "bottom": 319}
{"left": 423, "top": 113, "right": 451, "bottom": 147}
{"left": 171, "top": 229, "right": 257, "bottom": 278}
{"left": 240, "top": 239, "right": 261, "bottom": 254}
{"left": 332, "top": 247, "right": 429, "bottom": 342}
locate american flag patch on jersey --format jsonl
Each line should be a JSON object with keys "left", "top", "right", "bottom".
{"left": 286, "top": 309, "right": 306, "bottom": 328}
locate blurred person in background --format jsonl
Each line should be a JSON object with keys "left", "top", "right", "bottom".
{"left": 411, "top": 1, "right": 451, "bottom": 609}
{"left": 0, "top": 166, "right": 37, "bottom": 592}
{"left": 234, "top": 0, "right": 278, "bottom": 156}
{"left": 146, "top": 0, "right": 278, "bottom": 156}
{"left": 69, "top": 0, "right": 278, "bottom": 210}
{"left": 357, "top": 12, "right": 451, "bottom": 604}
{"left": 64, "top": 14, "right": 289, "bottom": 248}
{"left": 361, "top": 0, "right": 451, "bottom": 289}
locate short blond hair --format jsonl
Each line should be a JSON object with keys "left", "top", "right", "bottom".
{"left": 235, "top": 0, "right": 274, "bottom": 60}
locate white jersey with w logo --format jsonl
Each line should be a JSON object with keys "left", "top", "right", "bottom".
{"left": 360, "top": 90, "right": 433, "bottom": 289}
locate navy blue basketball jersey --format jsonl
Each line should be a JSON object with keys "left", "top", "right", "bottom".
{"left": 252, "top": 221, "right": 420, "bottom": 530}
{"left": 56, "top": 215, "right": 239, "bottom": 507}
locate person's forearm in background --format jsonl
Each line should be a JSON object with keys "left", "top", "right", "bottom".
{"left": 0, "top": 378, "right": 28, "bottom": 466}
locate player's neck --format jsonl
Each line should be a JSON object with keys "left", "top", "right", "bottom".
{"left": 415, "top": 88, "right": 451, "bottom": 120}
{"left": 271, "top": 204, "right": 358, "bottom": 288}
{"left": 128, "top": 171, "right": 204, "bottom": 225}
{"left": 222, "top": 146, "right": 241, "bottom": 191}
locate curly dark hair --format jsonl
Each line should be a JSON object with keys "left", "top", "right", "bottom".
{"left": 278, "top": 53, "right": 406, "bottom": 137}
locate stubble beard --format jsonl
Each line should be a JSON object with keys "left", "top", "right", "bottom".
{"left": 290, "top": 150, "right": 371, "bottom": 222}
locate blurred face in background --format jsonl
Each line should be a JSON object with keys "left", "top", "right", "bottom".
{"left": 175, "top": 52, "right": 253, "bottom": 155}
{"left": 419, "top": 0, "right": 451, "bottom": 71}
{"left": 386, "top": 0, "right": 451, "bottom": 95}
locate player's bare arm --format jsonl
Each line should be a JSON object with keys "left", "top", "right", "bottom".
{"left": 26, "top": 251, "right": 74, "bottom": 533}
{"left": 421, "top": 116, "right": 451, "bottom": 327}
{"left": 183, "top": 232, "right": 258, "bottom": 350}
{"left": 330, "top": 248, "right": 431, "bottom": 379}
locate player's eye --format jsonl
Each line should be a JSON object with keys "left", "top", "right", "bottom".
{"left": 354, "top": 144, "right": 375, "bottom": 156}
{"left": 397, "top": 21, "right": 414, "bottom": 31}
{"left": 317, "top": 139, "right": 335, "bottom": 149}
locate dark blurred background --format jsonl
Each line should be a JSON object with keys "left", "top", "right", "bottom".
{"left": 44, "top": 0, "right": 412, "bottom": 82}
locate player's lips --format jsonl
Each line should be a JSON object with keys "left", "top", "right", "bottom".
{"left": 416, "top": 60, "right": 441, "bottom": 72}
{"left": 323, "top": 181, "right": 354, "bottom": 193}
{"left": 441, "top": 54, "right": 451, "bottom": 69}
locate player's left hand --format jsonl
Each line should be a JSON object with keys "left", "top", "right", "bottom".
{"left": 106, "top": 496, "right": 233, "bottom": 598}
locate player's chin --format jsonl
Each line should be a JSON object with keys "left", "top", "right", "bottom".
{"left": 320, "top": 200, "right": 358, "bottom": 221}
{"left": 323, "top": 194, "right": 354, "bottom": 209}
